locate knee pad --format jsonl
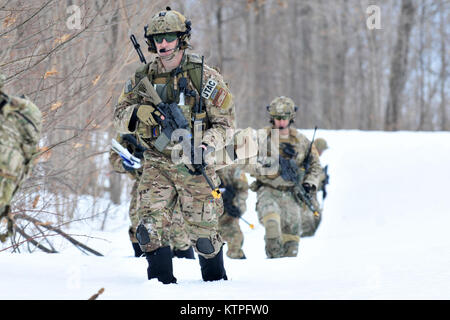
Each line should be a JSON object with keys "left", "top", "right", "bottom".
{"left": 262, "top": 213, "right": 281, "bottom": 240}
{"left": 196, "top": 237, "right": 215, "bottom": 255}
{"left": 136, "top": 224, "right": 151, "bottom": 246}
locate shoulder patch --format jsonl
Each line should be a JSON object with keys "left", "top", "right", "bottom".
{"left": 201, "top": 78, "right": 218, "bottom": 99}
{"left": 212, "top": 87, "right": 231, "bottom": 109}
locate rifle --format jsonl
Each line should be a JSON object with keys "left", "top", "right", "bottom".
{"left": 190, "top": 56, "right": 221, "bottom": 199}
{"left": 130, "top": 34, "right": 190, "bottom": 152}
{"left": 135, "top": 76, "right": 190, "bottom": 152}
{"left": 130, "top": 34, "right": 147, "bottom": 64}
{"left": 279, "top": 127, "right": 320, "bottom": 217}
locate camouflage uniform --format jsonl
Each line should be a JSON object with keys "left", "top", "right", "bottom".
{"left": 113, "top": 8, "right": 234, "bottom": 283}
{"left": 217, "top": 164, "right": 248, "bottom": 259}
{"left": 108, "top": 134, "right": 192, "bottom": 256}
{"left": 0, "top": 73, "right": 42, "bottom": 242}
{"left": 301, "top": 138, "right": 328, "bottom": 237}
{"left": 246, "top": 97, "right": 322, "bottom": 258}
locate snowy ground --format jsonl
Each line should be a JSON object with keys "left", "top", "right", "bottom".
{"left": 1, "top": 130, "right": 449, "bottom": 300}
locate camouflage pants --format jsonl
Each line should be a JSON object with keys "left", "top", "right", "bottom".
{"left": 129, "top": 177, "right": 192, "bottom": 251}
{"left": 136, "top": 149, "right": 224, "bottom": 258}
{"left": 300, "top": 193, "right": 322, "bottom": 237}
{"left": 219, "top": 213, "right": 244, "bottom": 259}
{"left": 0, "top": 136, "right": 29, "bottom": 242}
{"left": 256, "top": 185, "right": 303, "bottom": 258}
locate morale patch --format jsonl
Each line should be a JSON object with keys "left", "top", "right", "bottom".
{"left": 201, "top": 78, "right": 218, "bottom": 99}
{"left": 212, "top": 88, "right": 229, "bottom": 108}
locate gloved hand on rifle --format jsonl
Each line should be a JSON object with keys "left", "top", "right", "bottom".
{"left": 135, "top": 104, "right": 164, "bottom": 126}
{"left": 302, "top": 183, "right": 316, "bottom": 195}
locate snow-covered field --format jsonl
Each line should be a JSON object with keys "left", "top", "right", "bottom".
{"left": 1, "top": 130, "right": 449, "bottom": 300}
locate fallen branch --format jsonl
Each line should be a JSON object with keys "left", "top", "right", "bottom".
{"left": 88, "top": 288, "right": 105, "bottom": 300}
{"left": 12, "top": 213, "right": 103, "bottom": 256}
{"left": 14, "top": 226, "right": 57, "bottom": 253}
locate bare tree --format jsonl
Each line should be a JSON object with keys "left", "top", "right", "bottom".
{"left": 385, "top": 0, "right": 416, "bottom": 131}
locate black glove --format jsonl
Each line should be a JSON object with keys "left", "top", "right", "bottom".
{"left": 222, "top": 185, "right": 241, "bottom": 218}
{"left": 302, "top": 183, "right": 315, "bottom": 194}
{"left": 122, "top": 160, "right": 135, "bottom": 173}
{"left": 225, "top": 204, "right": 241, "bottom": 218}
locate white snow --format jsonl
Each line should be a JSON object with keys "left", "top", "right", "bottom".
{"left": 1, "top": 130, "right": 449, "bottom": 300}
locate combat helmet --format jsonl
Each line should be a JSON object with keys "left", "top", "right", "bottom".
{"left": 144, "top": 7, "right": 192, "bottom": 53}
{"left": 314, "top": 138, "right": 328, "bottom": 154}
{"left": 266, "top": 96, "right": 298, "bottom": 124}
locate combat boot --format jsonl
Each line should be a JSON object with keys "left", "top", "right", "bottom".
{"left": 263, "top": 213, "right": 283, "bottom": 258}
{"left": 132, "top": 242, "right": 144, "bottom": 257}
{"left": 145, "top": 246, "right": 177, "bottom": 284}
{"left": 226, "top": 249, "right": 246, "bottom": 259}
{"left": 173, "top": 246, "right": 195, "bottom": 259}
{"left": 198, "top": 247, "right": 228, "bottom": 281}
{"left": 283, "top": 240, "right": 299, "bottom": 257}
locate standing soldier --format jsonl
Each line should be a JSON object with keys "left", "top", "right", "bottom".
{"left": 113, "top": 8, "right": 235, "bottom": 283}
{"left": 108, "top": 133, "right": 194, "bottom": 259}
{"left": 0, "top": 73, "right": 42, "bottom": 242}
{"left": 217, "top": 164, "right": 249, "bottom": 259}
{"left": 301, "top": 138, "right": 329, "bottom": 237}
{"left": 246, "top": 96, "right": 322, "bottom": 258}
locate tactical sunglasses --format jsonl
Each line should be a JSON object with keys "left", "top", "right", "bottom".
{"left": 153, "top": 32, "right": 178, "bottom": 44}
{"left": 273, "top": 115, "right": 290, "bottom": 120}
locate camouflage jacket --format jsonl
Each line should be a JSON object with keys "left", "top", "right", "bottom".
{"left": 246, "top": 127, "right": 322, "bottom": 191}
{"left": 113, "top": 53, "right": 235, "bottom": 158}
{"left": 0, "top": 92, "right": 42, "bottom": 212}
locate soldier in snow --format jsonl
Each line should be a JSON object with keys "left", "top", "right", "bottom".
{"left": 245, "top": 96, "right": 322, "bottom": 258}
{"left": 217, "top": 164, "right": 249, "bottom": 259}
{"left": 0, "top": 73, "right": 42, "bottom": 243}
{"left": 301, "top": 138, "right": 329, "bottom": 237}
{"left": 113, "top": 8, "right": 235, "bottom": 283}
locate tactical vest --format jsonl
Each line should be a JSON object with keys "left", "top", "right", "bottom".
{"left": 263, "top": 126, "right": 301, "bottom": 159}
{"left": 133, "top": 54, "right": 208, "bottom": 150}
{"left": 250, "top": 127, "right": 302, "bottom": 190}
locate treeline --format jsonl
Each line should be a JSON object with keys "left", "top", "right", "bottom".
{"left": 0, "top": 0, "right": 448, "bottom": 247}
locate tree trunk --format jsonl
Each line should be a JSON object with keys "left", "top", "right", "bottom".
{"left": 439, "top": 3, "right": 448, "bottom": 131}
{"left": 385, "top": 0, "right": 416, "bottom": 131}
{"left": 216, "top": 0, "right": 224, "bottom": 73}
